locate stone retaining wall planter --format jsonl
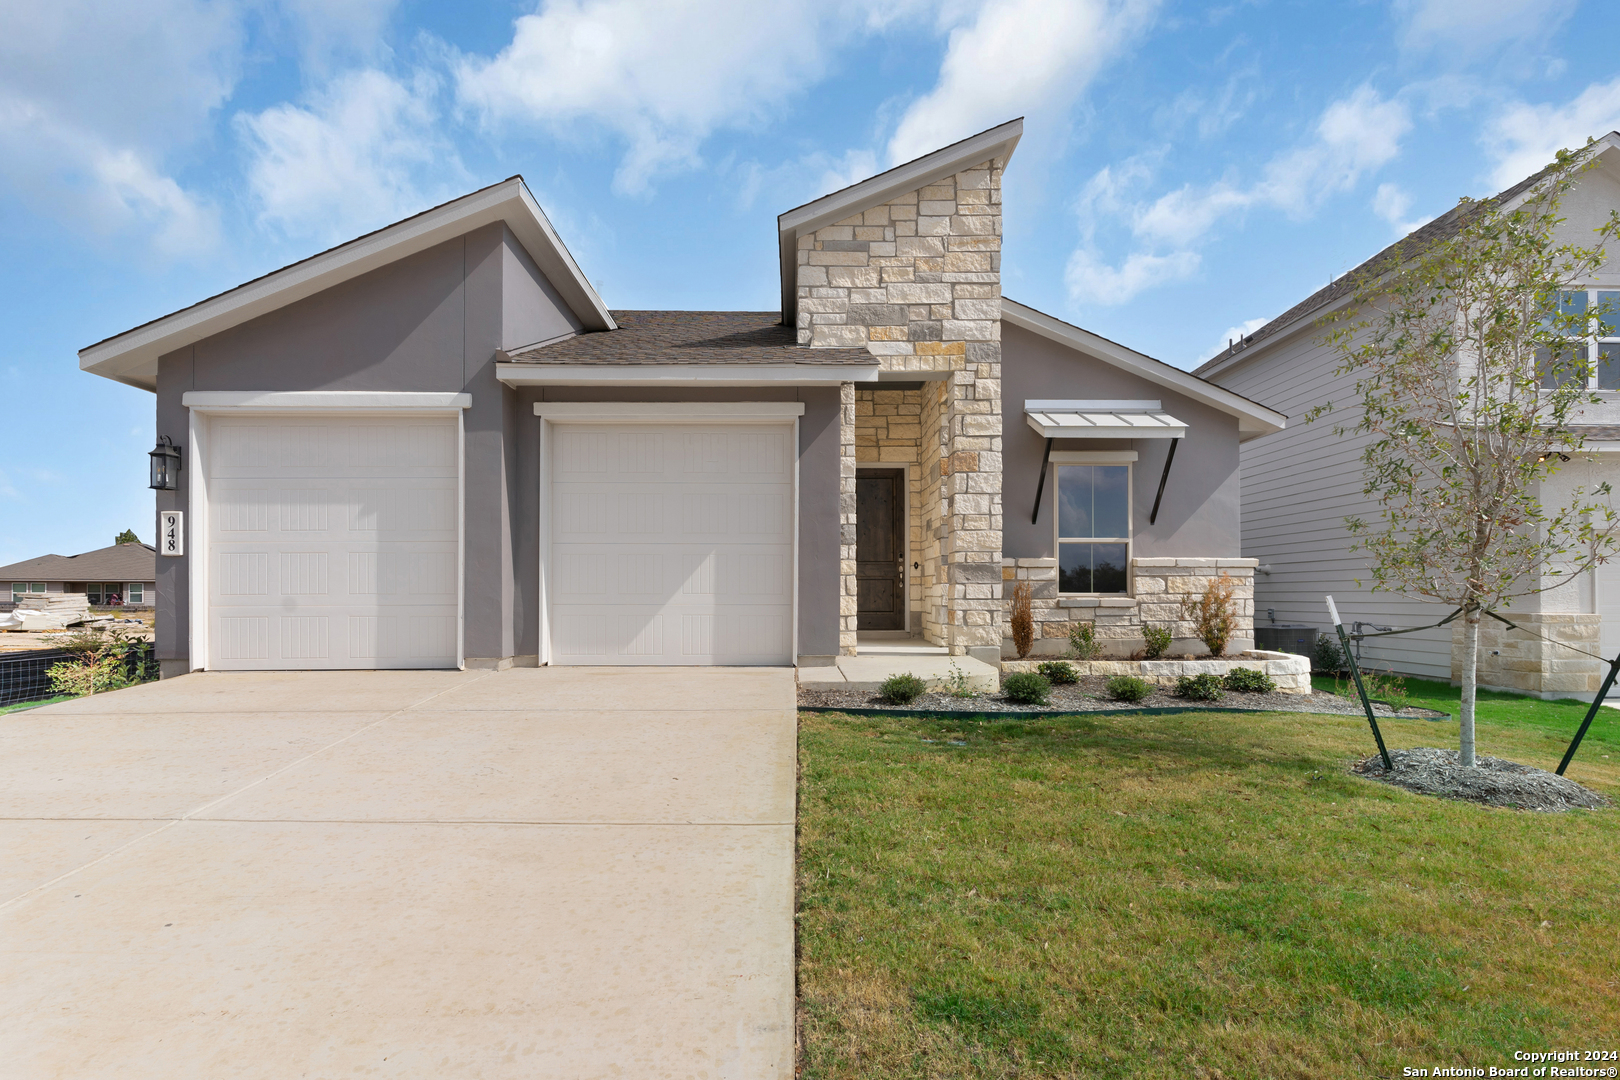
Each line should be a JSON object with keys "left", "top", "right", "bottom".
{"left": 1001, "top": 649, "right": 1312, "bottom": 694}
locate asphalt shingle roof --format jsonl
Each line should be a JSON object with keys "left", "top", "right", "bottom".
{"left": 0, "top": 543, "right": 157, "bottom": 583}
{"left": 506, "top": 311, "right": 878, "bottom": 365}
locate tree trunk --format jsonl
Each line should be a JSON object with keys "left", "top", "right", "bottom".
{"left": 1460, "top": 610, "right": 1480, "bottom": 767}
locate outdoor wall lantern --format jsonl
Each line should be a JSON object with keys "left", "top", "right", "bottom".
{"left": 148, "top": 435, "right": 182, "bottom": 491}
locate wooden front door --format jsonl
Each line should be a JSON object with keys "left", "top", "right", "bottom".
{"left": 856, "top": 469, "right": 906, "bottom": 631}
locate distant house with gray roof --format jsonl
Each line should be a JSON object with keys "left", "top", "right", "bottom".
{"left": 1, "top": 542, "right": 157, "bottom": 608}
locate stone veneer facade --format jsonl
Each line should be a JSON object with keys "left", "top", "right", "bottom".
{"left": 1002, "top": 557, "right": 1258, "bottom": 658}
{"left": 1451, "top": 613, "right": 1604, "bottom": 700}
{"left": 799, "top": 158, "right": 1006, "bottom": 660}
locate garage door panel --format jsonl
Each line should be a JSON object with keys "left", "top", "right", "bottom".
{"left": 552, "top": 548, "right": 791, "bottom": 605}
{"left": 548, "top": 422, "right": 793, "bottom": 666}
{"left": 553, "top": 426, "right": 791, "bottom": 482}
{"left": 207, "top": 415, "right": 459, "bottom": 671}
{"left": 210, "top": 418, "right": 457, "bottom": 479}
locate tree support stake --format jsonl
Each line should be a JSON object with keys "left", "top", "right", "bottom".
{"left": 1328, "top": 595, "right": 1392, "bottom": 771}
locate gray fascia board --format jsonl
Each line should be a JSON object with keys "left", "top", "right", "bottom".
{"left": 495, "top": 362, "right": 881, "bottom": 387}
{"left": 1001, "top": 298, "right": 1286, "bottom": 439}
{"left": 777, "top": 118, "right": 1023, "bottom": 324}
{"left": 79, "top": 178, "right": 614, "bottom": 392}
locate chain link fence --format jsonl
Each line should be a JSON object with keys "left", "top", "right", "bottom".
{"left": 0, "top": 646, "right": 159, "bottom": 710}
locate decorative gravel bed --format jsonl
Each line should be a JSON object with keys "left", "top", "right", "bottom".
{"left": 1353, "top": 747, "right": 1609, "bottom": 811}
{"left": 798, "top": 673, "right": 1448, "bottom": 719}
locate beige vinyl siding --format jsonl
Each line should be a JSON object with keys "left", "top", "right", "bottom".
{"left": 1214, "top": 324, "right": 1457, "bottom": 680}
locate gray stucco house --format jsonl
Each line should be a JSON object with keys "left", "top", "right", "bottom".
{"left": 79, "top": 120, "right": 1284, "bottom": 676}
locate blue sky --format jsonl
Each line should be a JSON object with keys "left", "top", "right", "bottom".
{"left": 3, "top": 0, "right": 1619, "bottom": 565}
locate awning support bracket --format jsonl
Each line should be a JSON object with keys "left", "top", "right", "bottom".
{"left": 1148, "top": 438, "right": 1180, "bottom": 525}
{"left": 1031, "top": 438, "right": 1054, "bottom": 525}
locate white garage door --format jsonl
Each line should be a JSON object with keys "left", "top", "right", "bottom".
{"left": 548, "top": 422, "right": 794, "bottom": 665}
{"left": 206, "top": 414, "right": 460, "bottom": 670}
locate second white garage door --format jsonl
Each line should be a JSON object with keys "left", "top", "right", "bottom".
{"left": 547, "top": 422, "right": 794, "bottom": 665}
{"left": 205, "top": 413, "right": 460, "bottom": 670}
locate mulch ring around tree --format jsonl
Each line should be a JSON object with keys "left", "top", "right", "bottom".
{"left": 1354, "top": 747, "right": 1609, "bottom": 812}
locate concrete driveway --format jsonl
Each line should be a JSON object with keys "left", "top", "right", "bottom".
{"left": 0, "top": 667, "right": 796, "bottom": 1078}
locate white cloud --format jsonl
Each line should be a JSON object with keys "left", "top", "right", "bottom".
{"left": 886, "top": 0, "right": 1159, "bottom": 165}
{"left": 1393, "top": 0, "right": 1577, "bottom": 57}
{"left": 1065, "top": 247, "right": 1199, "bottom": 306}
{"left": 238, "top": 69, "right": 466, "bottom": 242}
{"left": 272, "top": 0, "right": 402, "bottom": 72}
{"left": 1372, "top": 181, "right": 1432, "bottom": 235}
{"left": 1200, "top": 316, "right": 1270, "bottom": 363}
{"left": 0, "top": 0, "right": 240, "bottom": 254}
{"left": 455, "top": 0, "right": 921, "bottom": 196}
{"left": 1486, "top": 77, "right": 1620, "bottom": 190}
{"left": 1066, "top": 85, "right": 1410, "bottom": 307}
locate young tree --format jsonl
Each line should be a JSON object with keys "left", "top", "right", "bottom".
{"left": 1316, "top": 145, "right": 1620, "bottom": 766}
{"left": 114, "top": 529, "right": 140, "bottom": 545}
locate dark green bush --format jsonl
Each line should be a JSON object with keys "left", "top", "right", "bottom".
{"left": 879, "top": 672, "right": 928, "bottom": 705}
{"left": 1223, "top": 666, "right": 1276, "bottom": 693}
{"left": 1142, "top": 623, "right": 1173, "bottom": 660}
{"left": 1002, "top": 672, "right": 1052, "bottom": 705}
{"left": 1314, "top": 634, "right": 1346, "bottom": 673}
{"left": 1106, "top": 675, "right": 1152, "bottom": 702}
{"left": 1175, "top": 673, "right": 1225, "bottom": 701}
{"left": 1038, "top": 660, "right": 1078, "bottom": 684}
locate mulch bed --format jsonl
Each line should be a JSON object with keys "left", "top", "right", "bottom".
{"left": 1353, "top": 747, "right": 1609, "bottom": 811}
{"left": 798, "top": 673, "right": 1448, "bottom": 719}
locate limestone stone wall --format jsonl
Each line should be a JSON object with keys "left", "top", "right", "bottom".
{"left": 1001, "top": 651, "right": 1311, "bottom": 693}
{"left": 1002, "top": 557, "right": 1257, "bottom": 659}
{"left": 1451, "top": 612, "right": 1603, "bottom": 700}
{"left": 839, "top": 382, "right": 857, "bottom": 656}
{"left": 798, "top": 157, "right": 1006, "bottom": 660}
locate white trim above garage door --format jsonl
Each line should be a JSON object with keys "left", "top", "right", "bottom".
{"left": 536, "top": 402, "right": 803, "bottom": 667}
{"left": 185, "top": 392, "right": 468, "bottom": 671}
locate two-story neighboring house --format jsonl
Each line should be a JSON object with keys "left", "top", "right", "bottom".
{"left": 1197, "top": 132, "right": 1620, "bottom": 700}
{"left": 78, "top": 119, "right": 1284, "bottom": 678}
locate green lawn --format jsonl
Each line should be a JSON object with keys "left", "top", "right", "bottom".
{"left": 0, "top": 694, "right": 74, "bottom": 716}
{"left": 1313, "top": 674, "right": 1620, "bottom": 757}
{"left": 797, "top": 706, "right": 1620, "bottom": 1078}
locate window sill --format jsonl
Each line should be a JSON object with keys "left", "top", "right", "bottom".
{"left": 1056, "top": 596, "right": 1136, "bottom": 607}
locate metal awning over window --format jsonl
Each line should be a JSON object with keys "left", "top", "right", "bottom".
{"left": 1027, "top": 401, "right": 1189, "bottom": 527}
{"left": 1024, "top": 399, "right": 1186, "bottom": 439}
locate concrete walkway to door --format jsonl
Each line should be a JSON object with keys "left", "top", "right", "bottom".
{"left": 0, "top": 666, "right": 796, "bottom": 1078}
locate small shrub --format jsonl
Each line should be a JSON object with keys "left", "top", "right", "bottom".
{"left": 1038, "top": 660, "right": 1078, "bottom": 684}
{"left": 1142, "top": 623, "right": 1173, "bottom": 659}
{"left": 1068, "top": 621, "right": 1102, "bottom": 661}
{"left": 1175, "top": 673, "right": 1225, "bottom": 701}
{"left": 1180, "top": 572, "right": 1238, "bottom": 657}
{"left": 1010, "top": 581, "right": 1035, "bottom": 659}
{"left": 941, "top": 661, "right": 979, "bottom": 699}
{"left": 1002, "top": 672, "right": 1052, "bottom": 705}
{"left": 1106, "top": 675, "right": 1151, "bottom": 702}
{"left": 879, "top": 672, "right": 928, "bottom": 705}
{"left": 1365, "top": 669, "right": 1410, "bottom": 714}
{"left": 1314, "top": 633, "right": 1346, "bottom": 673}
{"left": 1223, "top": 666, "right": 1276, "bottom": 693}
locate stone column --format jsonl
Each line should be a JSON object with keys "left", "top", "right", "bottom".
{"left": 839, "top": 381, "right": 858, "bottom": 656}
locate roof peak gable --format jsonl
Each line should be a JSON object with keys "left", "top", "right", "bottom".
{"left": 80, "top": 177, "right": 614, "bottom": 392}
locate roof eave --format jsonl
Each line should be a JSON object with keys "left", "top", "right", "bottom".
{"left": 777, "top": 118, "right": 1024, "bottom": 325}
{"left": 78, "top": 177, "right": 614, "bottom": 392}
{"left": 1001, "top": 298, "right": 1287, "bottom": 440}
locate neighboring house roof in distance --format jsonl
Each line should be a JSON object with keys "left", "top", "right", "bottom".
{"left": 503, "top": 311, "right": 877, "bottom": 365}
{"left": 79, "top": 177, "right": 614, "bottom": 393}
{"left": 1195, "top": 131, "right": 1620, "bottom": 380}
{"left": 1002, "top": 298, "right": 1286, "bottom": 440}
{"left": 776, "top": 118, "right": 1024, "bottom": 327}
{"left": 0, "top": 543, "right": 157, "bottom": 582}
